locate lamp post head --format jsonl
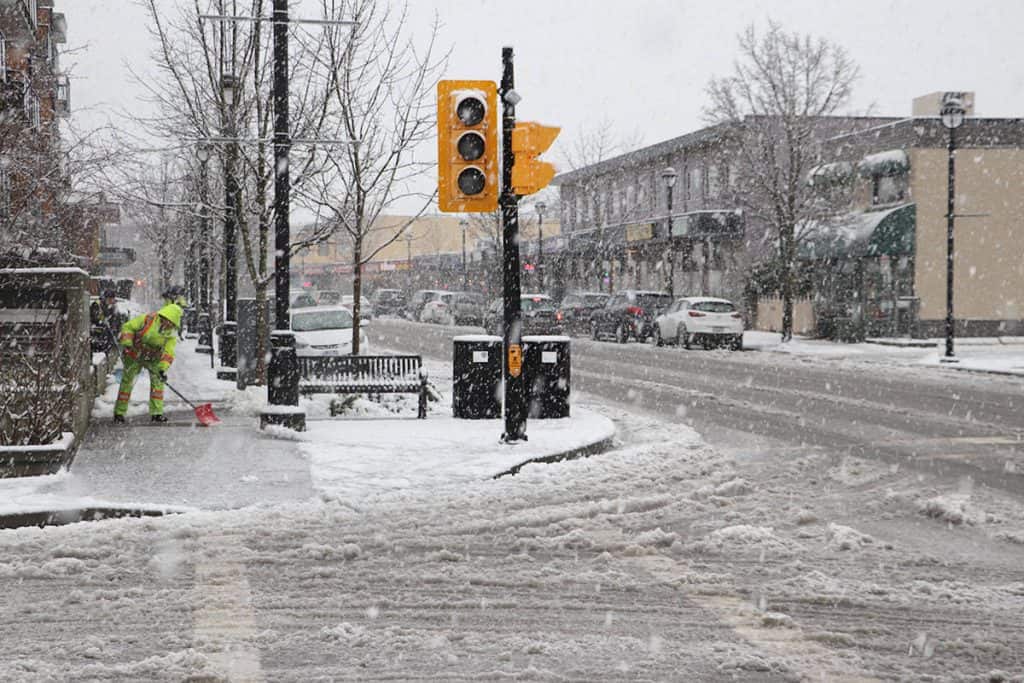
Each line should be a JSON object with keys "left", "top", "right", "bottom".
{"left": 940, "top": 98, "right": 966, "bottom": 129}
{"left": 536, "top": 201, "right": 546, "bottom": 215}
{"left": 196, "top": 143, "right": 211, "bottom": 163}
{"left": 221, "top": 74, "right": 237, "bottom": 107}
{"left": 661, "top": 166, "right": 678, "bottom": 188}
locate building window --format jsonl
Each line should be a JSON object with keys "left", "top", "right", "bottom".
{"left": 872, "top": 174, "right": 907, "bottom": 205}
{"left": 727, "top": 163, "right": 738, "bottom": 189}
{"left": 24, "top": 90, "right": 40, "bottom": 129}
{"left": 0, "top": 31, "right": 7, "bottom": 82}
{"left": 707, "top": 164, "right": 720, "bottom": 198}
{"left": 688, "top": 166, "right": 702, "bottom": 201}
{"left": 318, "top": 242, "right": 330, "bottom": 257}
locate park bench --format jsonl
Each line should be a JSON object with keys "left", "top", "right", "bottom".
{"left": 297, "top": 354, "right": 429, "bottom": 418}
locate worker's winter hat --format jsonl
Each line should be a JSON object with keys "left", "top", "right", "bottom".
{"left": 157, "top": 303, "right": 183, "bottom": 329}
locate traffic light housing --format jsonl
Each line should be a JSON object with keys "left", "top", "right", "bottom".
{"left": 437, "top": 80, "right": 499, "bottom": 213}
{"left": 511, "top": 122, "right": 560, "bottom": 195}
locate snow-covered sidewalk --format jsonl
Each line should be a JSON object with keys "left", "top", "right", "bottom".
{"left": 1, "top": 338, "right": 615, "bottom": 521}
{"left": 744, "top": 330, "right": 1024, "bottom": 376}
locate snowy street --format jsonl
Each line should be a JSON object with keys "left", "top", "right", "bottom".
{"left": 3, "top": 327, "right": 1024, "bottom": 679}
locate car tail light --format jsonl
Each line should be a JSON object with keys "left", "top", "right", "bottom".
{"left": 688, "top": 310, "right": 706, "bottom": 318}
{"left": 627, "top": 306, "right": 644, "bottom": 317}
{"left": 556, "top": 311, "right": 563, "bottom": 321}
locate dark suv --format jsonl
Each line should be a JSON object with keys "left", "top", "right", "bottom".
{"left": 590, "top": 290, "right": 673, "bottom": 343}
{"left": 556, "top": 291, "right": 609, "bottom": 335}
{"left": 371, "top": 288, "right": 405, "bottom": 317}
{"left": 484, "top": 294, "right": 562, "bottom": 336}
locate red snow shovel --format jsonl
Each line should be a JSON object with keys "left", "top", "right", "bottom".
{"left": 163, "top": 380, "right": 222, "bottom": 427}
{"left": 105, "top": 325, "right": 221, "bottom": 427}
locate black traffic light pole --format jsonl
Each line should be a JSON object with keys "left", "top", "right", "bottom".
{"left": 500, "top": 47, "right": 527, "bottom": 442}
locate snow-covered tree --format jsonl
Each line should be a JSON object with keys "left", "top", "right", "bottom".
{"left": 704, "top": 20, "right": 859, "bottom": 341}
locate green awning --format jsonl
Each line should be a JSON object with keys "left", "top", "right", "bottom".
{"left": 801, "top": 203, "right": 915, "bottom": 261}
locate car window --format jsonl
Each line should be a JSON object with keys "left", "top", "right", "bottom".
{"left": 692, "top": 300, "right": 736, "bottom": 313}
{"left": 637, "top": 294, "right": 672, "bottom": 311}
{"left": 521, "top": 296, "right": 554, "bottom": 312}
{"left": 562, "top": 296, "right": 580, "bottom": 307}
{"left": 292, "top": 309, "right": 353, "bottom": 331}
{"left": 440, "top": 294, "right": 454, "bottom": 304}
{"left": 584, "top": 294, "right": 609, "bottom": 307}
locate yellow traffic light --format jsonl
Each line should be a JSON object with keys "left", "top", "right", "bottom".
{"left": 437, "top": 80, "right": 499, "bottom": 213}
{"left": 511, "top": 121, "right": 560, "bottom": 196}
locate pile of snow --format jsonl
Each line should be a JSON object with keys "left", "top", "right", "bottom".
{"left": 826, "top": 523, "right": 875, "bottom": 551}
{"left": 689, "top": 525, "right": 798, "bottom": 555}
{"left": 918, "top": 494, "right": 984, "bottom": 526}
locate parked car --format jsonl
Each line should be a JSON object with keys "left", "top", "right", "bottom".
{"left": 556, "top": 291, "right": 609, "bottom": 335}
{"left": 291, "top": 305, "right": 368, "bottom": 356}
{"left": 406, "top": 289, "right": 445, "bottom": 321}
{"left": 652, "top": 296, "right": 744, "bottom": 350}
{"left": 484, "top": 294, "right": 562, "bottom": 336}
{"left": 590, "top": 290, "right": 673, "bottom": 343}
{"left": 316, "top": 290, "right": 342, "bottom": 306}
{"left": 341, "top": 294, "right": 373, "bottom": 319}
{"left": 421, "top": 291, "right": 486, "bottom": 326}
{"left": 290, "top": 290, "right": 318, "bottom": 309}
{"left": 370, "top": 288, "right": 406, "bottom": 317}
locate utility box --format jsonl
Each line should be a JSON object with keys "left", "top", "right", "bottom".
{"left": 452, "top": 335, "right": 502, "bottom": 419}
{"left": 522, "top": 335, "right": 571, "bottom": 419}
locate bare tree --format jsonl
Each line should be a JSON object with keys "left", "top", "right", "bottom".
{"left": 302, "top": 0, "right": 447, "bottom": 354}
{"left": 704, "top": 20, "right": 858, "bottom": 341}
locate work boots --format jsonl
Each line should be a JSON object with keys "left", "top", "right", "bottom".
{"left": 150, "top": 414, "right": 169, "bottom": 423}
{"left": 113, "top": 415, "right": 125, "bottom": 424}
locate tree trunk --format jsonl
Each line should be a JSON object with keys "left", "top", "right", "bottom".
{"left": 779, "top": 223, "right": 795, "bottom": 342}
{"left": 254, "top": 281, "right": 268, "bottom": 385}
{"left": 351, "top": 237, "right": 363, "bottom": 355}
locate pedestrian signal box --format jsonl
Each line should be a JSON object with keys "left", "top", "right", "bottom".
{"left": 437, "top": 80, "right": 499, "bottom": 213}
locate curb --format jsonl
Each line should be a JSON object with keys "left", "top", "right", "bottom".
{"left": 493, "top": 435, "right": 617, "bottom": 479}
{"left": 0, "top": 506, "right": 181, "bottom": 531}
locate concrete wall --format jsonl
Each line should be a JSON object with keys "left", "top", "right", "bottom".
{"left": 911, "top": 148, "right": 1024, "bottom": 327}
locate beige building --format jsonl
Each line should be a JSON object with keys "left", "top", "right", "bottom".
{"left": 293, "top": 213, "right": 560, "bottom": 296}
{"left": 812, "top": 92, "right": 1024, "bottom": 337}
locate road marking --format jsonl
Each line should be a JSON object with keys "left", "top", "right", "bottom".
{"left": 192, "top": 534, "right": 265, "bottom": 682}
{"left": 629, "top": 555, "right": 883, "bottom": 682}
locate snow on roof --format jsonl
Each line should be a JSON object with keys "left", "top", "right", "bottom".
{"left": 857, "top": 149, "right": 910, "bottom": 177}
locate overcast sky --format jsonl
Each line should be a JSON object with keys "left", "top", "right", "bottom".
{"left": 61, "top": 0, "right": 1024, "bottom": 211}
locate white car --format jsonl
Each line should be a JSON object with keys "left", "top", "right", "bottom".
{"left": 652, "top": 297, "right": 744, "bottom": 350}
{"left": 291, "top": 305, "right": 368, "bottom": 356}
{"left": 420, "top": 292, "right": 456, "bottom": 325}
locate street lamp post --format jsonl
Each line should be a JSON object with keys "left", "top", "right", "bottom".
{"left": 535, "top": 201, "right": 545, "bottom": 291}
{"left": 661, "top": 166, "right": 678, "bottom": 297}
{"left": 403, "top": 231, "right": 411, "bottom": 294}
{"left": 195, "top": 144, "right": 213, "bottom": 356}
{"left": 460, "top": 218, "right": 468, "bottom": 290}
{"left": 940, "top": 97, "right": 965, "bottom": 362}
{"left": 262, "top": 0, "right": 305, "bottom": 430}
{"left": 217, "top": 69, "right": 239, "bottom": 380}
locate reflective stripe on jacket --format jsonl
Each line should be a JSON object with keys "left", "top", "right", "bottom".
{"left": 120, "top": 313, "right": 178, "bottom": 371}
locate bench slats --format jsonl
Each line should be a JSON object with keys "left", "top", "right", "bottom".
{"left": 297, "top": 354, "right": 428, "bottom": 418}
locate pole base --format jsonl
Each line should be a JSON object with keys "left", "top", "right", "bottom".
{"left": 260, "top": 409, "right": 306, "bottom": 432}
{"left": 939, "top": 356, "right": 960, "bottom": 364}
{"left": 195, "top": 345, "right": 213, "bottom": 355}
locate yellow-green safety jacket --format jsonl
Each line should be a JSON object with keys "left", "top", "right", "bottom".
{"left": 119, "top": 303, "right": 182, "bottom": 372}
